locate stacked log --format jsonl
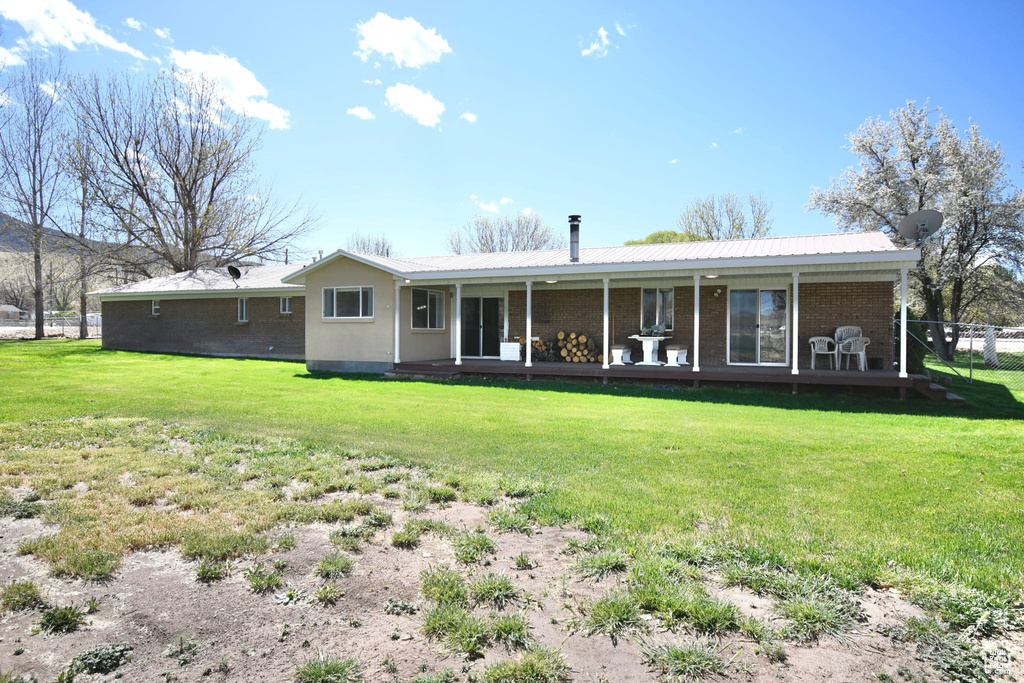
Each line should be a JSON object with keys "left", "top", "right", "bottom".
{"left": 519, "top": 336, "right": 560, "bottom": 362}
{"left": 555, "top": 330, "right": 602, "bottom": 363}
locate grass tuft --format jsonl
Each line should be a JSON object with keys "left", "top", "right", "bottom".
{"left": 640, "top": 639, "right": 726, "bottom": 682}
{"left": 1, "top": 581, "right": 47, "bottom": 612}
{"left": 481, "top": 646, "right": 570, "bottom": 683}
{"left": 453, "top": 531, "right": 497, "bottom": 565}
{"left": 574, "top": 590, "right": 646, "bottom": 644}
{"left": 489, "top": 612, "right": 532, "bottom": 651}
{"left": 487, "top": 506, "right": 533, "bottom": 534}
{"left": 421, "top": 565, "right": 467, "bottom": 606}
{"left": 314, "top": 552, "right": 355, "bottom": 580}
{"left": 469, "top": 572, "right": 519, "bottom": 610}
{"left": 576, "top": 550, "right": 630, "bottom": 580}
{"left": 294, "top": 653, "right": 363, "bottom": 682}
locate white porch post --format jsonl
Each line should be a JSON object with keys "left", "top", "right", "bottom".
{"left": 602, "top": 277, "right": 610, "bottom": 370}
{"left": 393, "top": 280, "right": 401, "bottom": 364}
{"left": 791, "top": 271, "right": 799, "bottom": 375}
{"left": 899, "top": 266, "right": 908, "bottom": 378}
{"left": 525, "top": 281, "right": 533, "bottom": 368}
{"left": 692, "top": 274, "right": 700, "bottom": 372}
{"left": 455, "top": 283, "right": 463, "bottom": 365}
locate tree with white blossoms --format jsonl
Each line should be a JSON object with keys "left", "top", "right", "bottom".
{"left": 808, "top": 100, "right": 1024, "bottom": 360}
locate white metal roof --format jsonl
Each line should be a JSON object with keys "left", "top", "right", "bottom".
{"left": 285, "top": 231, "right": 917, "bottom": 283}
{"left": 92, "top": 264, "right": 306, "bottom": 299}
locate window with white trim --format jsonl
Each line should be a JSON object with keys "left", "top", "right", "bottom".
{"left": 280, "top": 296, "right": 293, "bottom": 314}
{"left": 323, "top": 286, "right": 373, "bottom": 319}
{"left": 151, "top": 300, "right": 160, "bottom": 316}
{"left": 237, "top": 298, "right": 248, "bottom": 323}
{"left": 412, "top": 288, "right": 445, "bottom": 329}
{"left": 641, "top": 288, "right": 674, "bottom": 331}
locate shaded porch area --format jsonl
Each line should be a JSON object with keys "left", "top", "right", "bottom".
{"left": 388, "top": 358, "right": 963, "bottom": 402}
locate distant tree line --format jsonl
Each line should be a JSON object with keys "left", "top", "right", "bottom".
{"left": 0, "top": 53, "right": 316, "bottom": 339}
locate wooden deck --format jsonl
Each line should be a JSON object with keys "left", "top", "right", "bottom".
{"left": 388, "top": 359, "right": 963, "bottom": 402}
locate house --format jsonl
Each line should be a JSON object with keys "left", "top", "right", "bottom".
{"left": 0, "top": 304, "right": 23, "bottom": 320}
{"left": 95, "top": 265, "right": 305, "bottom": 360}
{"left": 95, "top": 216, "right": 929, "bottom": 395}
{"left": 281, "top": 217, "right": 920, "bottom": 380}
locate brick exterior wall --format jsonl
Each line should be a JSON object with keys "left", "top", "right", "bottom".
{"left": 102, "top": 296, "right": 305, "bottom": 360}
{"left": 508, "top": 281, "right": 894, "bottom": 369}
{"left": 797, "top": 281, "right": 894, "bottom": 370}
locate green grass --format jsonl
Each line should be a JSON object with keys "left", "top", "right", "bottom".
{"left": 1, "top": 341, "right": 1023, "bottom": 596}
{"left": 640, "top": 639, "right": 726, "bottom": 682}
{"left": 452, "top": 531, "right": 497, "bottom": 565}
{"left": 469, "top": 572, "right": 519, "bottom": 609}
{"left": 294, "top": 654, "right": 362, "bottom": 682}
{"left": 314, "top": 552, "right": 355, "bottom": 580}
{"left": 482, "top": 647, "right": 570, "bottom": 683}
{"left": 1, "top": 581, "right": 47, "bottom": 612}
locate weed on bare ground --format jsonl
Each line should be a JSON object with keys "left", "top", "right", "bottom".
{"left": 0, "top": 418, "right": 1020, "bottom": 681}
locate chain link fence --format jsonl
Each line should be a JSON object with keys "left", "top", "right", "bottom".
{"left": 901, "top": 319, "right": 1024, "bottom": 392}
{"left": 0, "top": 315, "right": 102, "bottom": 340}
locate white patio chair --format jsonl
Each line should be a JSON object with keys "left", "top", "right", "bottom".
{"left": 834, "top": 326, "right": 861, "bottom": 368}
{"left": 808, "top": 336, "right": 836, "bottom": 369}
{"left": 838, "top": 336, "right": 870, "bottom": 371}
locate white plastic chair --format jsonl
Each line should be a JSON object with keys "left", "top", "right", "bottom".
{"left": 838, "top": 336, "right": 870, "bottom": 371}
{"left": 834, "top": 326, "right": 862, "bottom": 368}
{"left": 808, "top": 336, "right": 836, "bottom": 369}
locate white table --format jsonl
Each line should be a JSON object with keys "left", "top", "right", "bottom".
{"left": 628, "top": 334, "right": 668, "bottom": 366}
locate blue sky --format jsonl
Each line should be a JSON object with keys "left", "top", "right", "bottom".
{"left": 2, "top": 0, "right": 1022, "bottom": 259}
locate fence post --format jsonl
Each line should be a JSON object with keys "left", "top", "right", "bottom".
{"left": 969, "top": 324, "right": 974, "bottom": 382}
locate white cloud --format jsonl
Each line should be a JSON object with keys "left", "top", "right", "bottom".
{"left": 522, "top": 207, "right": 534, "bottom": 217}
{"left": 581, "top": 26, "right": 611, "bottom": 57}
{"left": 614, "top": 22, "right": 627, "bottom": 36}
{"left": 385, "top": 83, "right": 444, "bottom": 127}
{"left": 124, "top": 17, "right": 142, "bottom": 31}
{"left": 38, "top": 81, "right": 59, "bottom": 100}
{"left": 154, "top": 27, "right": 170, "bottom": 40}
{"left": 169, "top": 49, "right": 291, "bottom": 129}
{"left": 362, "top": 78, "right": 382, "bottom": 85}
{"left": 668, "top": 158, "right": 678, "bottom": 164}
{"left": 0, "top": 0, "right": 146, "bottom": 59}
{"left": 470, "top": 194, "right": 477, "bottom": 200}
{"left": 499, "top": 197, "right": 514, "bottom": 205}
{"left": 477, "top": 201, "right": 499, "bottom": 212}
{"left": 709, "top": 142, "right": 718, "bottom": 149}
{"left": 347, "top": 106, "right": 375, "bottom": 120}
{"left": 0, "top": 46, "right": 25, "bottom": 67}
{"left": 460, "top": 111, "right": 477, "bottom": 123}
{"left": 354, "top": 12, "right": 452, "bottom": 68}
{"left": 733, "top": 127, "right": 743, "bottom": 134}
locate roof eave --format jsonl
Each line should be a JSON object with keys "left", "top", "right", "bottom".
{"left": 92, "top": 285, "right": 304, "bottom": 301}
{"left": 397, "top": 249, "right": 921, "bottom": 282}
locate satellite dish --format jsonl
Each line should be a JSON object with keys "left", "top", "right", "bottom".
{"left": 897, "top": 210, "right": 943, "bottom": 244}
{"left": 227, "top": 265, "right": 242, "bottom": 280}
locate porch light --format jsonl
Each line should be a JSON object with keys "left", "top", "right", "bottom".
{"left": 704, "top": 274, "right": 719, "bottom": 279}
{"left": 545, "top": 280, "right": 558, "bottom": 284}
{"left": 404, "top": 279, "right": 411, "bottom": 283}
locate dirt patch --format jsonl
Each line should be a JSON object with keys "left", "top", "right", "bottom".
{"left": 1, "top": 493, "right": 959, "bottom": 682}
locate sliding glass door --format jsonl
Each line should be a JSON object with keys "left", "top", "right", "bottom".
{"left": 729, "top": 289, "right": 788, "bottom": 365}
{"left": 461, "top": 297, "right": 503, "bottom": 357}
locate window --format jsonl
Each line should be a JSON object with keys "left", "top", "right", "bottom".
{"left": 412, "top": 288, "right": 445, "bottom": 329}
{"left": 237, "top": 298, "right": 248, "bottom": 323}
{"left": 323, "top": 286, "right": 373, "bottom": 319}
{"left": 641, "top": 288, "right": 674, "bottom": 331}
{"left": 151, "top": 300, "right": 160, "bottom": 316}
{"left": 280, "top": 296, "right": 293, "bottom": 314}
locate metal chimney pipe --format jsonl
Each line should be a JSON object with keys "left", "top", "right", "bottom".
{"left": 568, "top": 215, "right": 581, "bottom": 262}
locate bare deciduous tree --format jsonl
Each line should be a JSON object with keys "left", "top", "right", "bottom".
{"left": 445, "top": 214, "right": 565, "bottom": 254}
{"left": 62, "top": 116, "right": 104, "bottom": 338}
{"left": 677, "top": 192, "right": 773, "bottom": 241}
{"left": 0, "top": 54, "right": 68, "bottom": 338}
{"left": 346, "top": 232, "right": 395, "bottom": 257}
{"left": 808, "top": 101, "right": 1024, "bottom": 359}
{"left": 70, "top": 70, "right": 317, "bottom": 274}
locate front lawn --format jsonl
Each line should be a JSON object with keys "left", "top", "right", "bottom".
{"left": 1, "top": 339, "right": 1022, "bottom": 595}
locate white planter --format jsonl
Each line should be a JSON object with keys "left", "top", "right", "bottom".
{"left": 499, "top": 342, "right": 521, "bottom": 361}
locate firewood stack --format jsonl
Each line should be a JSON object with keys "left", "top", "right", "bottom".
{"left": 555, "top": 331, "right": 602, "bottom": 363}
